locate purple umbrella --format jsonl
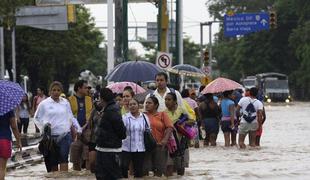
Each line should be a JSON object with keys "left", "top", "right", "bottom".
{"left": 0, "top": 80, "right": 25, "bottom": 116}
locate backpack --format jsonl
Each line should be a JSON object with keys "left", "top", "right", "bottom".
{"left": 243, "top": 99, "right": 257, "bottom": 123}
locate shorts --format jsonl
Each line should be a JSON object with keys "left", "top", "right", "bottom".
{"left": 143, "top": 145, "right": 168, "bottom": 175}
{"left": 221, "top": 121, "right": 232, "bottom": 133}
{"left": 0, "top": 139, "right": 11, "bottom": 159}
{"left": 239, "top": 122, "right": 259, "bottom": 135}
{"left": 53, "top": 133, "right": 72, "bottom": 164}
{"left": 70, "top": 139, "right": 89, "bottom": 164}
{"left": 203, "top": 118, "right": 219, "bottom": 134}
{"left": 256, "top": 126, "right": 263, "bottom": 136}
{"left": 221, "top": 120, "right": 238, "bottom": 133}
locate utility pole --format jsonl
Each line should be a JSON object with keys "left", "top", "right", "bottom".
{"left": 12, "top": 27, "right": 16, "bottom": 82}
{"left": 122, "top": 0, "right": 128, "bottom": 61}
{"left": 115, "top": 0, "right": 123, "bottom": 63}
{"left": 0, "top": 27, "right": 4, "bottom": 79}
{"left": 175, "top": 0, "right": 184, "bottom": 89}
{"left": 158, "top": 0, "right": 169, "bottom": 52}
{"left": 177, "top": 0, "right": 183, "bottom": 65}
{"left": 200, "top": 21, "right": 213, "bottom": 75}
{"left": 175, "top": 0, "right": 179, "bottom": 65}
{"left": 200, "top": 23, "right": 203, "bottom": 68}
{"left": 107, "top": 0, "right": 114, "bottom": 74}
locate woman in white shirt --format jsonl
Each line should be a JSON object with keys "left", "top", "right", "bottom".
{"left": 34, "top": 81, "right": 81, "bottom": 172}
{"left": 121, "top": 98, "right": 150, "bottom": 178}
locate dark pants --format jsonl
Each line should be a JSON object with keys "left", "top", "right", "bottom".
{"left": 18, "top": 118, "right": 29, "bottom": 134}
{"left": 121, "top": 151, "right": 144, "bottom": 178}
{"left": 95, "top": 151, "right": 122, "bottom": 180}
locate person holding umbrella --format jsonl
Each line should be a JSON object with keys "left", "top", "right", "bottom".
{"left": 0, "top": 111, "right": 22, "bottom": 179}
{"left": 0, "top": 80, "right": 23, "bottom": 180}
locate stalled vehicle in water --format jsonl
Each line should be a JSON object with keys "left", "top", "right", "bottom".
{"left": 242, "top": 72, "right": 291, "bottom": 103}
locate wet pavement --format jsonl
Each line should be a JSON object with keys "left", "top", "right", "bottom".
{"left": 6, "top": 102, "right": 310, "bottom": 179}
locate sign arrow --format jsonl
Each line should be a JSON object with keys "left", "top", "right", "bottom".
{"left": 261, "top": 19, "right": 268, "bottom": 26}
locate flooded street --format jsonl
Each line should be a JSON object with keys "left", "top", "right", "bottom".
{"left": 7, "top": 102, "right": 310, "bottom": 180}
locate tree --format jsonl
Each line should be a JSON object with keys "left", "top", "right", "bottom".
{"left": 15, "top": 5, "right": 104, "bottom": 92}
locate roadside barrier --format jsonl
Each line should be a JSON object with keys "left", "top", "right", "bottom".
{"left": 7, "top": 145, "right": 43, "bottom": 169}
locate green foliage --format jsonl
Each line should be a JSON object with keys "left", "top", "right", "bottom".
{"left": 139, "top": 37, "right": 157, "bottom": 63}
{"left": 289, "top": 21, "right": 310, "bottom": 96}
{"left": 14, "top": 5, "right": 104, "bottom": 92}
{"left": 0, "top": 0, "right": 34, "bottom": 28}
{"left": 183, "top": 37, "right": 201, "bottom": 67}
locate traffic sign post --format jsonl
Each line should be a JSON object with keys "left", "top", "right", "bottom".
{"left": 156, "top": 52, "right": 172, "bottom": 69}
{"left": 224, "top": 13, "right": 270, "bottom": 37}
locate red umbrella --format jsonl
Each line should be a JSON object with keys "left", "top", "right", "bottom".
{"left": 201, "top": 77, "right": 242, "bottom": 94}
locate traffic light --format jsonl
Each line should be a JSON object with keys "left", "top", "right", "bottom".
{"left": 204, "top": 49, "right": 209, "bottom": 65}
{"left": 269, "top": 11, "right": 277, "bottom": 29}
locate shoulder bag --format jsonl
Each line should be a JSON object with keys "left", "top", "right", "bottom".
{"left": 142, "top": 114, "right": 157, "bottom": 152}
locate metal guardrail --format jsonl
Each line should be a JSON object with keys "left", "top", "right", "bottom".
{"left": 9, "top": 134, "right": 43, "bottom": 170}
{"left": 7, "top": 145, "right": 43, "bottom": 169}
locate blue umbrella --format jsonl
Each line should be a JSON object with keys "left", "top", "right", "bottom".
{"left": 105, "top": 60, "right": 163, "bottom": 82}
{"left": 167, "top": 64, "right": 205, "bottom": 77}
{"left": 0, "top": 80, "right": 24, "bottom": 116}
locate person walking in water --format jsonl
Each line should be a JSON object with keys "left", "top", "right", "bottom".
{"left": 236, "top": 87, "right": 263, "bottom": 149}
{"left": 0, "top": 110, "right": 22, "bottom": 180}
{"left": 198, "top": 93, "right": 221, "bottom": 146}
{"left": 68, "top": 80, "right": 93, "bottom": 171}
{"left": 16, "top": 94, "right": 31, "bottom": 134}
{"left": 34, "top": 81, "right": 81, "bottom": 172}
{"left": 94, "top": 88, "right": 126, "bottom": 180}
{"left": 220, "top": 90, "right": 237, "bottom": 147}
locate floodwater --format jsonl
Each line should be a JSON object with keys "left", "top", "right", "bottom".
{"left": 7, "top": 102, "right": 310, "bottom": 180}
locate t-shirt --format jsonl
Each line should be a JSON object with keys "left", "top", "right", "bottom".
{"left": 238, "top": 96, "right": 263, "bottom": 123}
{"left": 76, "top": 96, "right": 86, "bottom": 126}
{"left": 221, "top": 98, "right": 235, "bottom": 119}
{"left": 33, "top": 95, "right": 46, "bottom": 111}
{"left": 145, "top": 112, "right": 173, "bottom": 143}
{"left": 0, "top": 111, "right": 14, "bottom": 140}
{"left": 19, "top": 103, "right": 30, "bottom": 119}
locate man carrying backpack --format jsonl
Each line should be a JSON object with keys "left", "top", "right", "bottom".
{"left": 236, "top": 87, "right": 263, "bottom": 149}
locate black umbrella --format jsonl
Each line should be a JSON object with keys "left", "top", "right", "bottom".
{"left": 105, "top": 60, "right": 163, "bottom": 82}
